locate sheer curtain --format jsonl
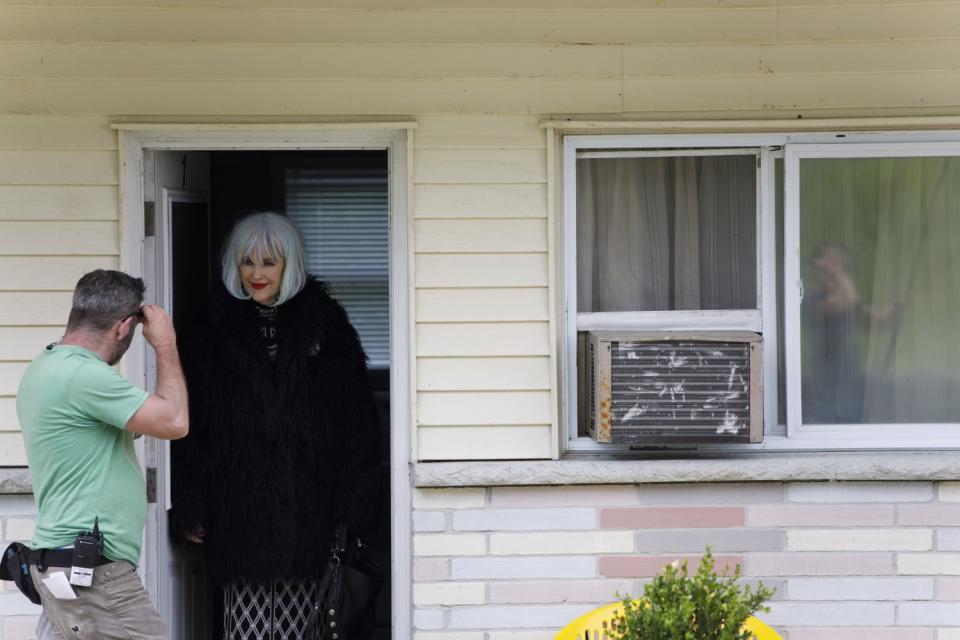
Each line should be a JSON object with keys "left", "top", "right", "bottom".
{"left": 576, "top": 154, "right": 757, "bottom": 313}
{"left": 800, "top": 156, "right": 960, "bottom": 424}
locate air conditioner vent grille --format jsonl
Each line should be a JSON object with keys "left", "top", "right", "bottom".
{"left": 609, "top": 340, "right": 753, "bottom": 443}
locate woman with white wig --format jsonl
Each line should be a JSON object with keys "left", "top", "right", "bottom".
{"left": 171, "top": 212, "right": 381, "bottom": 639}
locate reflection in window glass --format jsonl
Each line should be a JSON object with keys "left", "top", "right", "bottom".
{"left": 576, "top": 154, "right": 757, "bottom": 312}
{"left": 800, "top": 156, "right": 960, "bottom": 424}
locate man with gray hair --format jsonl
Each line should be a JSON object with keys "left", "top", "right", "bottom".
{"left": 16, "top": 269, "right": 188, "bottom": 639}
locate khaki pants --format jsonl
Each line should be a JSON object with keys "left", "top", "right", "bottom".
{"left": 30, "top": 561, "right": 168, "bottom": 640}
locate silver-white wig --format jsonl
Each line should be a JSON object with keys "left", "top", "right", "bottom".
{"left": 221, "top": 212, "right": 307, "bottom": 306}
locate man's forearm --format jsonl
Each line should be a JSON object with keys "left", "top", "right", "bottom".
{"left": 154, "top": 343, "right": 189, "bottom": 432}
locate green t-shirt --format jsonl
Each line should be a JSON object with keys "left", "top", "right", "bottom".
{"left": 17, "top": 344, "right": 149, "bottom": 566}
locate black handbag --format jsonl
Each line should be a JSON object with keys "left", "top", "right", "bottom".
{"left": 304, "top": 524, "right": 384, "bottom": 640}
{"left": 0, "top": 542, "right": 42, "bottom": 605}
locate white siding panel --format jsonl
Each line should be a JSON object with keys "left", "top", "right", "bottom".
{"left": 0, "top": 398, "right": 18, "bottom": 432}
{"left": 0, "top": 43, "right": 620, "bottom": 81}
{"left": 0, "top": 363, "right": 28, "bottom": 396}
{"left": 418, "top": 425, "right": 552, "bottom": 461}
{"left": 0, "top": 7, "right": 777, "bottom": 45}
{"left": 779, "top": 5, "right": 960, "bottom": 42}
{"left": 416, "top": 288, "right": 548, "bottom": 322}
{"left": 0, "top": 77, "right": 622, "bottom": 116}
{"left": 0, "top": 434, "right": 25, "bottom": 465}
{"left": 414, "top": 220, "right": 546, "bottom": 253}
{"left": 419, "top": 391, "right": 552, "bottom": 426}
{"left": 0, "top": 116, "right": 115, "bottom": 150}
{"left": 0, "top": 151, "right": 117, "bottom": 186}
{"left": 417, "top": 357, "right": 550, "bottom": 391}
{"left": 415, "top": 115, "right": 545, "bottom": 149}
{"left": 0, "top": 328, "right": 61, "bottom": 361}
{"left": 414, "top": 150, "right": 546, "bottom": 184}
{"left": 622, "top": 71, "right": 960, "bottom": 113}
{"left": 623, "top": 41, "right": 960, "bottom": 77}
{"left": 414, "top": 184, "right": 546, "bottom": 218}
{"left": 417, "top": 323, "right": 549, "bottom": 357}
{"left": 0, "top": 293, "right": 72, "bottom": 326}
{"left": 0, "top": 0, "right": 780, "bottom": 9}
{"left": 0, "top": 257, "right": 117, "bottom": 290}
{"left": 415, "top": 254, "right": 548, "bottom": 288}
{"left": 0, "top": 222, "right": 117, "bottom": 255}
{"left": 0, "top": 186, "right": 117, "bottom": 220}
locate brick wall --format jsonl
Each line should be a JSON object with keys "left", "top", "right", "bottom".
{"left": 0, "top": 495, "right": 40, "bottom": 639}
{"left": 412, "top": 481, "right": 960, "bottom": 640}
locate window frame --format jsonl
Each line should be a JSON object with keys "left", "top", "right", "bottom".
{"left": 562, "top": 131, "right": 960, "bottom": 453}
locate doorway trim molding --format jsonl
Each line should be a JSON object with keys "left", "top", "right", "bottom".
{"left": 117, "top": 125, "right": 415, "bottom": 640}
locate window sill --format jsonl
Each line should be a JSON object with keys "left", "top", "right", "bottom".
{"left": 413, "top": 450, "right": 960, "bottom": 488}
{"left": 0, "top": 468, "right": 35, "bottom": 494}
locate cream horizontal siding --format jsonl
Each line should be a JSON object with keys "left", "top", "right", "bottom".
{"left": 0, "top": 116, "right": 119, "bottom": 464}
{"left": 413, "top": 116, "right": 551, "bottom": 460}
{"left": 0, "top": 7, "right": 777, "bottom": 44}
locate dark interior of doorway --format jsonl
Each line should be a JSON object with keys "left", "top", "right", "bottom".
{"left": 168, "top": 150, "right": 392, "bottom": 639}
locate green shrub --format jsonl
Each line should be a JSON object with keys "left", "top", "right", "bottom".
{"left": 610, "top": 548, "right": 774, "bottom": 640}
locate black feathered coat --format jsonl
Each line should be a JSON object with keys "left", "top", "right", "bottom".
{"left": 170, "top": 278, "right": 381, "bottom": 585}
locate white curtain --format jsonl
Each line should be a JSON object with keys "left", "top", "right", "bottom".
{"left": 576, "top": 154, "right": 757, "bottom": 313}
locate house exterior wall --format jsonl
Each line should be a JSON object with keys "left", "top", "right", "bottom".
{"left": 413, "top": 482, "right": 960, "bottom": 639}
{"left": 3, "top": 1, "right": 960, "bottom": 638}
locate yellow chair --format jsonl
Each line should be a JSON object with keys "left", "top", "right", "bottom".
{"left": 555, "top": 601, "right": 782, "bottom": 640}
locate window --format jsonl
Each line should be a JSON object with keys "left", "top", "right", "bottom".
{"left": 565, "top": 134, "right": 960, "bottom": 450}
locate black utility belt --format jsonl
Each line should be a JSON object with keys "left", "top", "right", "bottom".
{"left": 30, "top": 548, "right": 112, "bottom": 570}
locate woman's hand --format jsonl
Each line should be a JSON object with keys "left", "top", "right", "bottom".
{"left": 185, "top": 525, "right": 206, "bottom": 544}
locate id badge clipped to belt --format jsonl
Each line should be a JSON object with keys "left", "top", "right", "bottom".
{"left": 69, "top": 517, "right": 103, "bottom": 587}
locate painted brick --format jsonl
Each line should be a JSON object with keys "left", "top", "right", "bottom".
{"left": 601, "top": 507, "right": 743, "bottom": 529}
{"left": 899, "top": 554, "right": 960, "bottom": 575}
{"left": 4, "top": 519, "right": 34, "bottom": 542}
{"left": 413, "top": 609, "right": 444, "bottom": 631}
{"left": 491, "top": 485, "right": 640, "bottom": 507}
{"left": 635, "top": 483, "right": 784, "bottom": 505}
{"left": 599, "top": 555, "right": 743, "bottom": 578}
{"left": 0, "top": 497, "right": 38, "bottom": 518}
{"left": 939, "top": 481, "right": 960, "bottom": 502}
{"left": 414, "top": 634, "right": 484, "bottom": 640}
{"left": 413, "top": 511, "right": 446, "bottom": 533}
{"left": 451, "top": 556, "right": 596, "bottom": 580}
{"left": 746, "top": 504, "right": 895, "bottom": 527}
{"left": 789, "top": 629, "right": 933, "bottom": 640}
{"left": 449, "top": 604, "right": 595, "bottom": 630}
{"left": 900, "top": 602, "right": 960, "bottom": 625}
{"left": 937, "top": 528, "right": 960, "bottom": 550}
{"left": 787, "top": 481, "right": 933, "bottom": 503}
{"left": 453, "top": 508, "right": 595, "bottom": 531}
{"left": 413, "top": 488, "right": 485, "bottom": 509}
{"left": 413, "top": 558, "right": 449, "bottom": 581}
{"left": 786, "top": 528, "right": 932, "bottom": 552}
{"left": 487, "top": 633, "right": 555, "bottom": 640}
{"left": 414, "top": 533, "right": 486, "bottom": 557}
{"left": 786, "top": 577, "right": 933, "bottom": 600}
{"left": 763, "top": 602, "right": 895, "bottom": 626}
{"left": 900, "top": 505, "right": 960, "bottom": 526}
{"left": 490, "top": 531, "right": 633, "bottom": 555}
{"left": 747, "top": 553, "right": 893, "bottom": 576}
{"left": 0, "top": 593, "right": 40, "bottom": 616}
{"left": 2, "top": 615, "right": 41, "bottom": 640}
{"left": 936, "top": 577, "right": 960, "bottom": 600}
{"left": 413, "top": 582, "right": 485, "bottom": 606}
{"left": 487, "top": 580, "right": 637, "bottom": 604}
{"left": 633, "top": 529, "right": 782, "bottom": 553}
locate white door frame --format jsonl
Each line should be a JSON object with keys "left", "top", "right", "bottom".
{"left": 116, "top": 124, "right": 415, "bottom": 640}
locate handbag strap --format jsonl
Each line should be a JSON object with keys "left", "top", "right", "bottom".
{"left": 304, "top": 523, "right": 350, "bottom": 640}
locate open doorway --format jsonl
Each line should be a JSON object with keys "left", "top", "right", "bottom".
{"left": 143, "top": 149, "right": 393, "bottom": 639}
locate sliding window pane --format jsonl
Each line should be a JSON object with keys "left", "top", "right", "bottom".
{"left": 800, "top": 156, "right": 960, "bottom": 424}
{"left": 576, "top": 154, "right": 757, "bottom": 312}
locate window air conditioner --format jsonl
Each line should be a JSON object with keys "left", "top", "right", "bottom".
{"left": 587, "top": 331, "right": 763, "bottom": 445}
